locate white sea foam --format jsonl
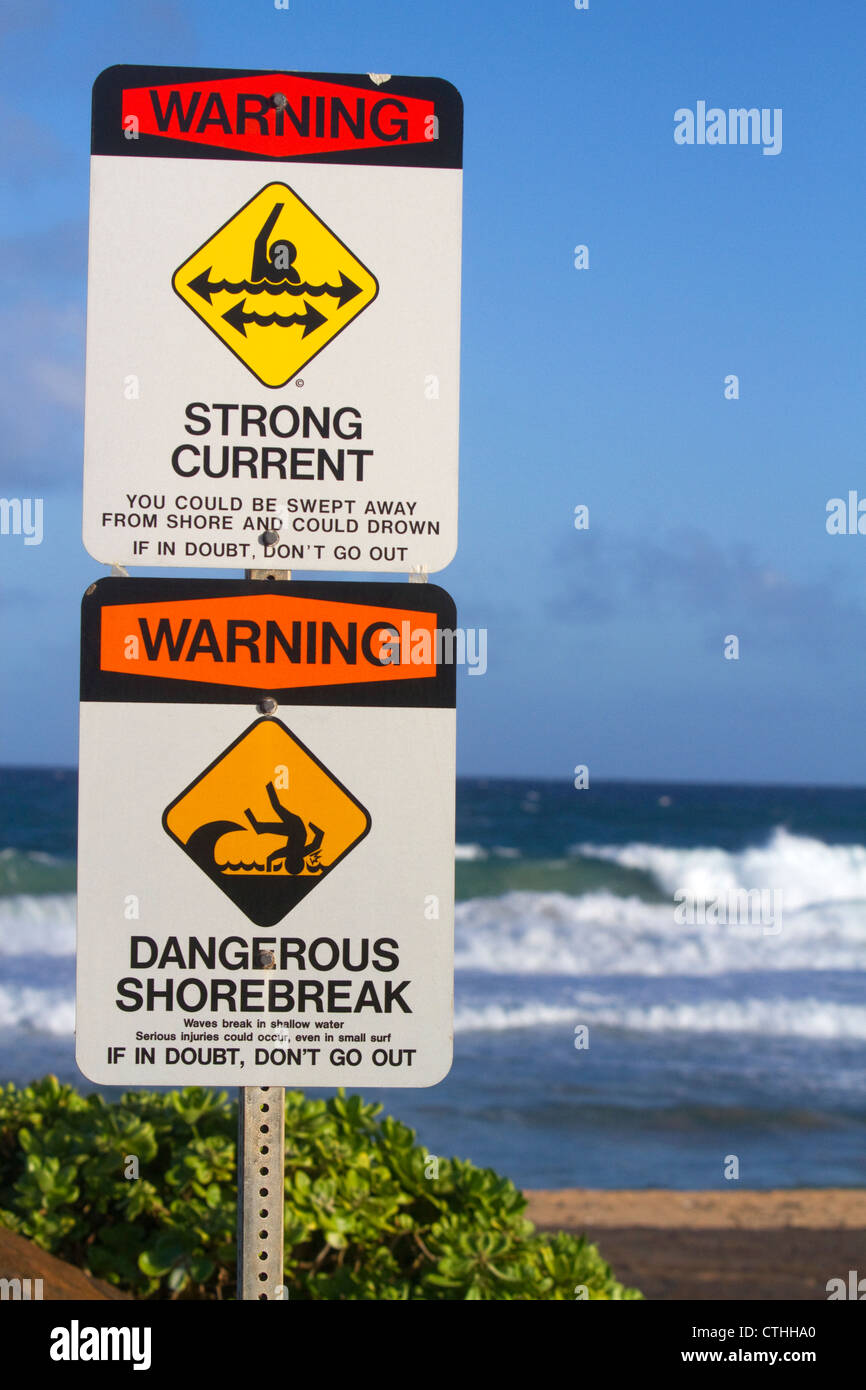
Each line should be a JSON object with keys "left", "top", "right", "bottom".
{"left": 580, "top": 995, "right": 866, "bottom": 1039}
{"left": 0, "top": 893, "right": 76, "bottom": 956}
{"left": 455, "top": 844, "right": 520, "bottom": 860}
{"left": 453, "top": 993, "right": 866, "bottom": 1040}
{"left": 574, "top": 827, "right": 866, "bottom": 912}
{"left": 454, "top": 886, "right": 866, "bottom": 976}
{"left": 455, "top": 1001, "right": 580, "bottom": 1033}
{"left": 0, "top": 984, "right": 75, "bottom": 1035}
{"left": 0, "top": 848, "right": 62, "bottom": 865}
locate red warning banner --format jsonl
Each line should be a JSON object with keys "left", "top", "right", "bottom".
{"left": 121, "top": 73, "right": 436, "bottom": 158}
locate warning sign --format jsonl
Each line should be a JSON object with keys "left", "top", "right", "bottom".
{"left": 173, "top": 183, "right": 378, "bottom": 387}
{"left": 83, "top": 66, "right": 462, "bottom": 573}
{"left": 163, "top": 717, "right": 371, "bottom": 926}
{"left": 77, "top": 578, "right": 456, "bottom": 1088}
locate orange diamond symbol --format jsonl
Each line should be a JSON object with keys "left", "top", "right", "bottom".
{"left": 163, "top": 717, "right": 371, "bottom": 927}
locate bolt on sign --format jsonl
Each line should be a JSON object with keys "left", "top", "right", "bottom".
{"left": 83, "top": 66, "right": 463, "bottom": 573}
{"left": 76, "top": 578, "right": 456, "bottom": 1086}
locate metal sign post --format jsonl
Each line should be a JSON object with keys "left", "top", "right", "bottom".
{"left": 237, "top": 1086, "right": 285, "bottom": 1300}
{"left": 236, "top": 567, "right": 288, "bottom": 1302}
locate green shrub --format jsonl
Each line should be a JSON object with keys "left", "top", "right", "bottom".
{"left": 0, "top": 1075, "right": 641, "bottom": 1301}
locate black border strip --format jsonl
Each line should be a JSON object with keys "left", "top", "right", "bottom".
{"left": 92, "top": 66, "right": 463, "bottom": 169}
{"left": 81, "top": 578, "right": 457, "bottom": 708}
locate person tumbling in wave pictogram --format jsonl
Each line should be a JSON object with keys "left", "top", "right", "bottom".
{"left": 244, "top": 781, "right": 324, "bottom": 874}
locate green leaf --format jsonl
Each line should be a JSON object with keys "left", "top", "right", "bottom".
{"left": 138, "top": 1249, "right": 171, "bottom": 1278}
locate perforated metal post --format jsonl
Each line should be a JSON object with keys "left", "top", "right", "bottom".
{"left": 237, "top": 1086, "right": 285, "bottom": 1299}
{"left": 237, "top": 565, "right": 291, "bottom": 1300}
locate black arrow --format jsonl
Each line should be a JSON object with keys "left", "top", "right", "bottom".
{"left": 222, "top": 299, "right": 327, "bottom": 338}
{"left": 189, "top": 267, "right": 361, "bottom": 308}
{"left": 329, "top": 272, "right": 362, "bottom": 308}
{"left": 187, "top": 267, "right": 221, "bottom": 304}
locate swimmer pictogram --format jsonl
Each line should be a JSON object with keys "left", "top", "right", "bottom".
{"left": 163, "top": 716, "right": 371, "bottom": 926}
{"left": 186, "top": 203, "right": 363, "bottom": 307}
{"left": 172, "top": 182, "right": 379, "bottom": 387}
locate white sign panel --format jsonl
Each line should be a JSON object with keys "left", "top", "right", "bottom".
{"left": 76, "top": 578, "right": 456, "bottom": 1085}
{"left": 83, "top": 67, "right": 462, "bottom": 572}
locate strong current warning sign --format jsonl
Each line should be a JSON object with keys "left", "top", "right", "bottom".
{"left": 76, "top": 578, "right": 456, "bottom": 1086}
{"left": 83, "top": 66, "right": 462, "bottom": 572}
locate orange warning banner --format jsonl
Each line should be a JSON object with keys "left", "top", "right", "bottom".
{"left": 99, "top": 594, "right": 437, "bottom": 689}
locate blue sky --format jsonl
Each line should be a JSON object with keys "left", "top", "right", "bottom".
{"left": 1, "top": 0, "right": 865, "bottom": 782}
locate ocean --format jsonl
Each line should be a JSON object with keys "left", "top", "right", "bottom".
{"left": 1, "top": 769, "right": 865, "bottom": 1190}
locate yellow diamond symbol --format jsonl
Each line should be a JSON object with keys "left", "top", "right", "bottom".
{"left": 163, "top": 717, "right": 371, "bottom": 927}
{"left": 172, "top": 182, "right": 379, "bottom": 388}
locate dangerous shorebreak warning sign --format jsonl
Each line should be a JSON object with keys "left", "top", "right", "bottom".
{"left": 83, "top": 66, "right": 463, "bottom": 572}
{"left": 76, "top": 577, "right": 456, "bottom": 1086}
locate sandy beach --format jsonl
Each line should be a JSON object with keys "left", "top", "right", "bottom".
{"left": 524, "top": 1188, "right": 866, "bottom": 1300}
